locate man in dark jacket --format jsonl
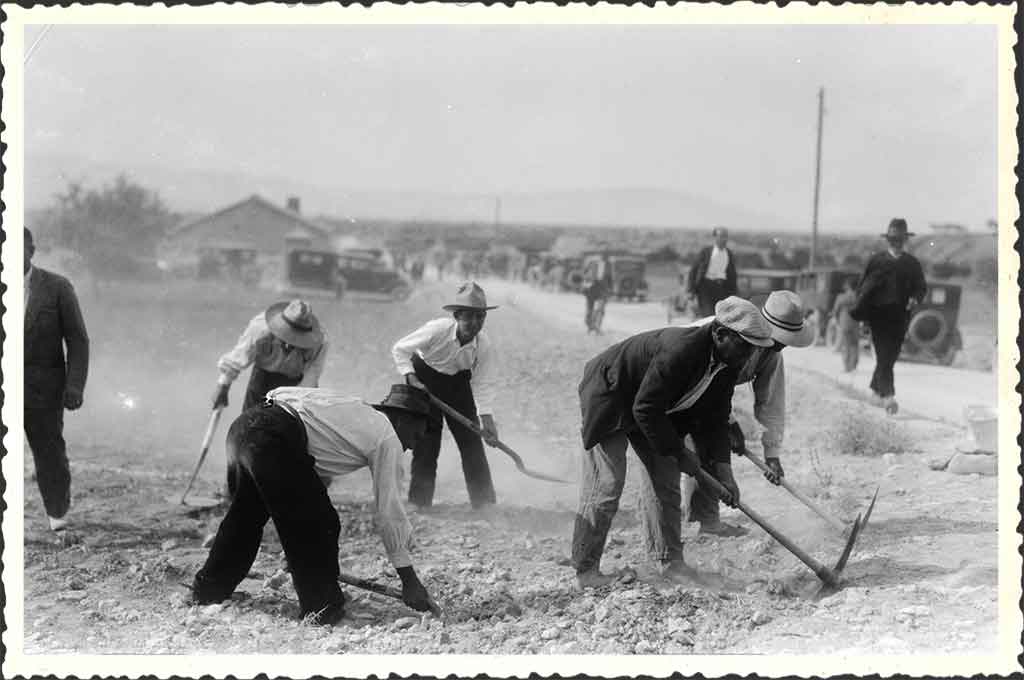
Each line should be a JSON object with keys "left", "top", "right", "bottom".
{"left": 23, "top": 228, "right": 90, "bottom": 532}
{"left": 851, "top": 218, "right": 927, "bottom": 414}
{"left": 686, "top": 227, "right": 738, "bottom": 317}
{"left": 572, "top": 297, "right": 773, "bottom": 589}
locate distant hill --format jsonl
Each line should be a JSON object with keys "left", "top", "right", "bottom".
{"left": 26, "top": 152, "right": 792, "bottom": 232}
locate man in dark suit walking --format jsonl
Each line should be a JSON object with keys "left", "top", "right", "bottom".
{"left": 572, "top": 297, "right": 773, "bottom": 589}
{"left": 687, "top": 227, "right": 738, "bottom": 317}
{"left": 24, "top": 228, "right": 90, "bottom": 532}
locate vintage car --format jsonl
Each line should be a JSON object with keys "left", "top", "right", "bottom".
{"left": 336, "top": 250, "right": 412, "bottom": 301}
{"left": 581, "top": 251, "right": 649, "bottom": 302}
{"left": 736, "top": 268, "right": 801, "bottom": 308}
{"left": 279, "top": 249, "right": 346, "bottom": 299}
{"left": 794, "top": 267, "right": 861, "bottom": 344}
{"left": 900, "top": 281, "right": 963, "bottom": 366}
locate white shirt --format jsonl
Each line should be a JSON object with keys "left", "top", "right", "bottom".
{"left": 705, "top": 246, "right": 730, "bottom": 281}
{"left": 217, "top": 313, "right": 328, "bottom": 386}
{"left": 265, "top": 387, "right": 413, "bottom": 568}
{"left": 391, "top": 317, "right": 498, "bottom": 415}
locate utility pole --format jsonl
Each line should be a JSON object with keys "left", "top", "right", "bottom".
{"left": 809, "top": 87, "right": 825, "bottom": 272}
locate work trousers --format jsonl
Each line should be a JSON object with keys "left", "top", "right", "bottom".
{"left": 584, "top": 294, "right": 607, "bottom": 332}
{"left": 193, "top": 404, "right": 345, "bottom": 621}
{"left": 24, "top": 406, "right": 71, "bottom": 519}
{"left": 839, "top": 326, "right": 861, "bottom": 373}
{"left": 867, "top": 306, "right": 909, "bottom": 398}
{"left": 681, "top": 436, "right": 723, "bottom": 524}
{"left": 571, "top": 430, "right": 683, "bottom": 574}
{"left": 696, "top": 279, "right": 730, "bottom": 318}
{"left": 408, "top": 354, "right": 496, "bottom": 509}
{"left": 226, "top": 367, "right": 303, "bottom": 498}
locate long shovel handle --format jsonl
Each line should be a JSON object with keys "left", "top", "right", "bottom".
{"left": 180, "top": 407, "right": 223, "bottom": 505}
{"left": 739, "top": 448, "right": 848, "bottom": 533}
{"left": 692, "top": 465, "right": 839, "bottom": 587}
{"left": 338, "top": 571, "right": 443, "bottom": 618}
{"left": 425, "top": 393, "right": 570, "bottom": 484}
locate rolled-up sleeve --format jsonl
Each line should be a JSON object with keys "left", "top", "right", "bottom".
{"left": 392, "top": 320, "right": 443, "bottom": 377}
{"left": 752, "top": 352, "right": 785, "bottom": 459}
{"left": 217, "top": 315, "right": 265, "bottom": 386}
{"left": 370, "top": 436, "right": 414, "bottom": 568}
{"left": 471, "top": 333, "right": 498, "bottom": 416}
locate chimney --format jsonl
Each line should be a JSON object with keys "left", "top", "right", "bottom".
{"left": 286, "top": 196, "right": 301, "bottom": 214}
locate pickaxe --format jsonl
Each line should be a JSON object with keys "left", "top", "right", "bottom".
{"left": 689, "top": 455, "right": 878, "bottom": 590}
{"left": 177, "top": 407, "right": 224, "bottom": 508}
{"left": 338, "top": 571, "right": 444, "bottom": 619}
{"left": 737, "top": 446, "right": 849, "bottom": 534}
{"left": 425, "top": 393, "right": 570, "bottom": 484}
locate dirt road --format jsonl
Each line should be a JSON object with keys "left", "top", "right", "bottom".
{"left": 15, "top": 277, "right": 1008, "bottom": 669}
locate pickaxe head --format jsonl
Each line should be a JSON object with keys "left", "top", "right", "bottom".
{"left": 816, "top": 485, "right": 880, "bottom": 596}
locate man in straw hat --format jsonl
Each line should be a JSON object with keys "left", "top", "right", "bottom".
{"left": 212, "top": 299, "right": 329, "bottom": 496}
{"left": 392, "top": 281, "right": 500, "bottom": 510}
{"left": 572, "top": 296, "right": 773, "bottom": 589}
{"left": 673, "top": 290, "right": 815, "bottom": 537}
{"left": 850, "top": 218, "right": 926, "bottom": 414}
{"left": 191, "top": 384, "right": 438, "bottom": 625}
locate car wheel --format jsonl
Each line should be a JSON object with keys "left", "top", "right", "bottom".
{"left": 907, "top": 309, "right": 948, "bottom": 350}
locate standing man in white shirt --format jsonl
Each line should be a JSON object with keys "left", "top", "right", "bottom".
{"left": 687, "top": 227, "right": 738, "bottom": 318}
{"left": 392, "top": 281, "right": 500, "bottom": 510}
{"left": 191, "top": 384, "right": 437, "bottom": 625}
{"left": 211, "top": 299, "right": 329, "bottom": 498}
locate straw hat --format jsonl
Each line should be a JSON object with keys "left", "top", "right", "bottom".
{"left": 714, "top": 297, "right": 774, "bottom": 347}
{"left": 265, "top": 300, "right": 323, "bottom": 349}
{"left": 760, "top": 290, "right": 814, "bottom": 348}
{"left": 441, "top": 281, "right": 498, "bottom": 312}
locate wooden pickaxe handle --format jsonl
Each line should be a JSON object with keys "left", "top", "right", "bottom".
{"left": 738, "top": 448, "right": 848, "bottom": 533}
{"left": 425, "top": 393, "right": 570, "bottom": 484}
{"left": 691, "top": 465, "right": 840, "bottom": 588}
{"left": 337, "top": 571, "right": 443, "bottom": 618}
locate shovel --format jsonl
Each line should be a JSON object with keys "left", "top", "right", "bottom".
{"left": 738, "top": 447, "right": 849, "bottom": 534}
{"left": 338, "top": 571, "right": 444, "bottom": 619}
{"left": 690, "top": 462, "right": 869, "bottom": 589}
{"left": 425, "top": 393, "right": 570, "bottom": 484}
{"left": 175, "top": 407, "right": 224, "bottom": 508}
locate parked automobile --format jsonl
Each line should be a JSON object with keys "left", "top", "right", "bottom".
{"left": 900, "top": 281, "right": 963, "bottom": 366}
{"left": 582, "top": 251, "right": 649, "bottom": 302}
{"left": 280, "top": 249, "right": 345, "bottom": 299}
{"left": 736, "top": 268, "right": 801, "bottom": 308}
{"left": 337, "top": 250, "right": 412, "bottom": 301}
{"left": 794, "top": 267, "right": 861, "bottom": 344}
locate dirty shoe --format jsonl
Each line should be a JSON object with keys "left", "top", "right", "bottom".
{"left": 48, "top": 515, "right": 68, "bottom": 532}
{"left": 659, "top": 560, "right": 710, "bottom": 587}
{"left": 884, "top": 397, "right": 899, "bottom": 415}
{"left": 575, "top": 567, "right": 634, "bottom": 590}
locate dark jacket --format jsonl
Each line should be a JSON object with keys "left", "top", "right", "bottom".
{"left": 24, "top": 267, "right": 90, "bottom": 409}
{"left": 578, "top": 325, "right": 736, "bottom": 465}
{"left": 687, "top": 245, "right": 737, "bottom": 296}
{"left": 851, "top": 251, "right": 926, "bottom": 322}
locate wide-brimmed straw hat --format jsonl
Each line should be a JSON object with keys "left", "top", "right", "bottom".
{"left": 442, "top": 281, "right": 499, "bottom": 312}
{"left": 265, "top": 300, "right": 323, "bottom": 349}
{"left": 714, "top": 296, "right": 774, "bottom": 348}
{"left": 881, "top": 217, "right": 915, "bottom": 240}
{"left": 760, "top": 290, "right": 814, "bottom": 348}
{"left": 373, "top": 384, "right": 437, "bottom": 422}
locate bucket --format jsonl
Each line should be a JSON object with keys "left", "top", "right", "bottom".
{"left": 964, "top": 404, "right": 998, "bottom": 453}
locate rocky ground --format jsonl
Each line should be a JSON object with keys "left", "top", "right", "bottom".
{"left": 18, "top": 276, "right": 1003, "bottom": 661}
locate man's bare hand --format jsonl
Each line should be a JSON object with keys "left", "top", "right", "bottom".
{"left": 405, "top": 373, "right": 426, "bottom": 390}
{"left": 479, "top": 414, "right": 499, "bottom": 446}
{"left": 63, "top": 387, "right": 84, "bottom": 411}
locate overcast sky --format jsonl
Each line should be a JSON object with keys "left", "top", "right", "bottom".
{"left": 24, "top": 22, "right": 998, "bottom": 231}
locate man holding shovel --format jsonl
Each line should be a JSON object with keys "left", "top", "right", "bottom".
{"left": 211, "top": 299, "right": 329, "bottom": 497}
{"left": 191, "top": 384, "right": 437, "bottom": 625}
{"left": 391, "top": 281, "right": 500, "bottom": 511}
{"left": 674, "top": 290, "right": 815, "bottom": 537}
{"left": 572, "top": 297, "right": 774, "bottom": 588}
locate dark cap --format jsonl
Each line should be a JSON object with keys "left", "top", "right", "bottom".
{"left": 373, "top": 384, "right": 435, "bottom": 420}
